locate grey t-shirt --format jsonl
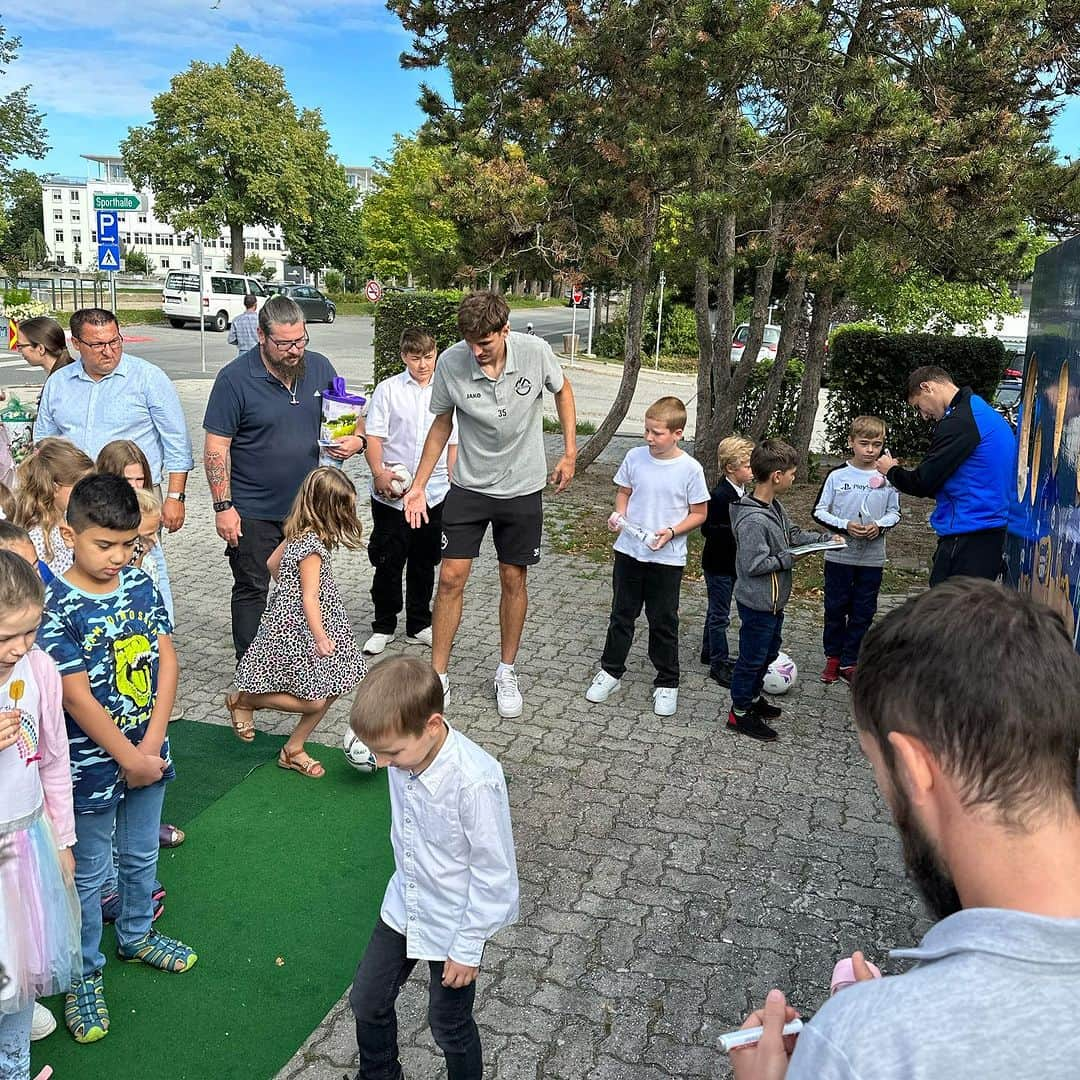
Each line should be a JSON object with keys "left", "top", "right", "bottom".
{"left": 789, "top": 907, "right": 1080, "bottom": 1078}
{"left": 429, "top": 332, "right": 564, "bottom": 499}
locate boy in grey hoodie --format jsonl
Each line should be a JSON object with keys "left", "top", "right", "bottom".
{"left": 727, "top": 439, "right": 840, "bottom": 741}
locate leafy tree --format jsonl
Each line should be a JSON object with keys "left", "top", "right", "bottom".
{"left": 19, "top": 228, "right": 45, "bottom": 267}
{"left": 122, "top": 47, "right": 343, "bottom": 274}
{"left": 0, "top": 22, "right": 48, "bottom": 193}
{"left": 242, "top": 254, "right": 273, "bottom": 279}
{"left": 125, "top": 249, "right": 152, "bottom": 274}
{"left": 0, "top": 170, "right": 45, "bottom": 276}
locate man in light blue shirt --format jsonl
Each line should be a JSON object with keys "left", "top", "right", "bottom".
{"left": 227, "top": 294, "right": 260, "bottom": 355}
{"left": 33, "top": 308, "right": 194, "bottom": 532}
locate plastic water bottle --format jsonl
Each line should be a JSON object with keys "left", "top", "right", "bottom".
{"left": 609, "top": 513, "right": 661, "bottom": 549}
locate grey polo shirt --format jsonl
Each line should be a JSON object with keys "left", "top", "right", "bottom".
{"left": 429, "top": 331, "right": 564, "bottom": 498}
{"left": 787, "top": 907, "right": 1080, "bottom": 1078}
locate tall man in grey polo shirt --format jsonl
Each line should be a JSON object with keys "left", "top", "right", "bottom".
{"left": 731, "top": 580, "right": 1080, "bottom": 1080}
{"left": 403, "top": 291, "right": 577, "bottom": 717}
{"left": 203, "top": 294, "right": 365, "bottom": 660}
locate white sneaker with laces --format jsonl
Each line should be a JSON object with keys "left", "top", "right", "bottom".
{"left": 653, "top": 687, "right": 678, "bottom": 716}
{"left": 494, "top": 667, "right": 523, "bottom": 718}
{"left": 31, "top": 1001, "right": 56, "bottom": 1041}
{"left": 362, "top": 631, "right": 395, "bottom": 655}
{"left": 406, "top": 627, "right": 433, "bottom": 646}
{"left": 585, "top": 670, "right": 621, "bottom": 703}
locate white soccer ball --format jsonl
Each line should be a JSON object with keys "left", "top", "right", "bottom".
{"left": 342, "top": 729, "right": 378, "bottom": 773}
{"left": 763, "top": 652, "right": 798, "bottom": 695}
{"left": 385, "top": 463, "right": 413, "bottom": 498}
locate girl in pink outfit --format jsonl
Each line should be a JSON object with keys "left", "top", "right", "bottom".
{"left": 0, "top": 550, "right": 80, "bottom": 1076}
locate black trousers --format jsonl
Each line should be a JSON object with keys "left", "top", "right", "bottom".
{"left": 600, "top": 552, "right": 683, "bottom": 687}
{"left": 822, "top": 562, "right": 883, "bottom": 667}
{"left": 225, "top": 516, "right": 284, "bottom": 661}
{"left": 368, "top": 498, "right": 444, "bottom": 636}
{"left": 929, "top": 527, "right": 1007, "bottom": 587}
{"left": 349, "top": 919, "right": 482, "bottom": 1080}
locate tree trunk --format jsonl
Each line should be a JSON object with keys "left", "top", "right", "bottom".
{"left": 574, "top": 192, "right": 661, "bottom": 473}
{"left": 750, "top": 269, "right": 807, "bottom": 439}
{"left": 230, "top": 222, "right": 244, "bottom": 273}
{"left": 694, "top": 210, "right": 736, "bottom": 486}
{"left": 791, "top": 284, "right": 835, "bottom": 477}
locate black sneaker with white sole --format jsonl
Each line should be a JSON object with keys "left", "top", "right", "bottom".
{"left": 752, "top": 697, "right": 782, "bottom": 720}
{"left": 726, "top": 708, "right": 779, "bottom": 742}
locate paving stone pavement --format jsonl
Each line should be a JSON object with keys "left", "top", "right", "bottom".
{"left": 162, "top": 377, "right": 929, "bottom": 1080}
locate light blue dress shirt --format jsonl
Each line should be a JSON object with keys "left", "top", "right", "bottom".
{"left": 33, "top": 354, "right": 194, "bottom": 482}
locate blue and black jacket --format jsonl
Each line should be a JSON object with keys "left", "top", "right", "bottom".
{"left": 886, "top": 387, "right": 1012, "bottom": 536}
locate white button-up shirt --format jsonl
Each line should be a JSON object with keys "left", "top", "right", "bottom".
{"left": 365, "top": 370, "right": 458, "bottom": 509}
{"left": 380, "top": 723, "right": 519, "bottom": 966}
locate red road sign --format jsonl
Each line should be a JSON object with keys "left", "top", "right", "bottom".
{"left": 572, "top": 287, "right": 584, "bottom": 304}
{"left": 365, "top": 280, "right": 384, "bottom": 303}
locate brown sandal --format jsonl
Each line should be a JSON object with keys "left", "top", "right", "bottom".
{"left": 225, "top": 693, "right": 255, "bottom": 742}
{"left": 277, "top": 747, "right": 325, "bottom": 779}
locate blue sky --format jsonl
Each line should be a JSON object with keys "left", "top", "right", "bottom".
{"left": 2, "top": 3, "right": 1079, "bottom": 178}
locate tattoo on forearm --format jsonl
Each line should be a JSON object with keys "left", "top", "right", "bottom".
{"left": 205, "top": 449, "right": 231, "bottom": 500}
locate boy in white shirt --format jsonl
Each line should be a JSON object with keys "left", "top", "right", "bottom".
{"left": 812, "top": 415, "right": 901, "bottom": 683}
{"left": 348, "top": 656, "right": 518, "bottom": 1080}
{"left": 362, "top": 329, "right": 458, "bottom": 655}
{"left": 585, "top": 397, "right": 709, "bottom": 717}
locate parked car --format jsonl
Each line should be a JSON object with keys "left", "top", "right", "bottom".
{"left": 265, "top": 283, "right": 337, "bottom": 323}
{"left": 162, "top": 271, "right": 267, "bottom": 332}
{"left": 992, "top": 374, "right": 1022, "bottom": 428}
{"left": 730, "top": 322, "right": 781, "bottom": 365}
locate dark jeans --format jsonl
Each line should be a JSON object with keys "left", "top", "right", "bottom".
{"left": 349, "top": 919, "right": 482, "bottom": 1080}
{"left": 930, "top": 528, "right": 1007, "bottom": 587}
{"left": 730, "top": 603, "right": 784, "bottom": 711}
{"left": 368, "top": 498, "right": 443, "bottom": 635}
{"left": 225, "top": 516, "right": 284, "bottom": 661}
{"left": 701, "top": 571, "right": 735, "bottom": 668}
{"left": 600, "top": 552, "right": 682, "bottom": 688}
{"left": 822, "top": 562, "right": 883, "bottom": 667}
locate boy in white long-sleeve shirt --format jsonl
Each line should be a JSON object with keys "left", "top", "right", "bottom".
{"left": 812, "top": 416, "right": 900, "bottom": 683}
{"left": 347, "top": 656, "right": 518, "bottom": 1080}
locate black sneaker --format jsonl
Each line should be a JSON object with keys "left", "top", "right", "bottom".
{"left": 752, "top": 697, "right": 782, "bottom": 720}
{"left": 708, "top": 665, "right": 733, "bottom": 688}
{"left": 699, "top": 651, "right": 711, "bottom": 666}
{"left": 726, "top": 709, "right": 779, "bottom": 742}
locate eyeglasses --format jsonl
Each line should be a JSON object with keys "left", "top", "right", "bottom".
{"left": 268, "top": 334, "right": 309, "bottom": 352}
{"left": 74, "top": 334, "right": 124, "bottom": 353}
{"left": 14, "top": 341, "right": 40, "bottom": 350}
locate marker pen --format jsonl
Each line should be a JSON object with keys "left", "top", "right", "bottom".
{"left": 719, "top": 1018, "right": 803, "bottom": 1052}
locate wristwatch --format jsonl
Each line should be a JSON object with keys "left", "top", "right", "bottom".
{"left": 166, "top": 492, "right": 186, "bottom": 503}
{"left": 213, "top": 499, "right": 234, "bottom": 513}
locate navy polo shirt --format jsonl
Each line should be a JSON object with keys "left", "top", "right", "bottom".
{"left": 202, "top": 346, "right": 339, "bottom": 520}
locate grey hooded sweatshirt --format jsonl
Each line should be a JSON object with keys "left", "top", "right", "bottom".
{"left": 730, "top": 495, "right": 832, "bottom": 613}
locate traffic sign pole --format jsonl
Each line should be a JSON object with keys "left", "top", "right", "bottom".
{"left": 654, "top": 271, "right": 667, "bottom": 371}
{"left": 570, "top": 299, "right": 578, "bottom": 368}
{"left": 587, "top": 288, "right": 596, "bottom": 355}
{"left": 194, "top": 234, "right": 206, "bottom": 374}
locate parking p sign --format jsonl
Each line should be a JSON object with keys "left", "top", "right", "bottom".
{"left": 96, "top": 210, "right": 120, "bottom": 272}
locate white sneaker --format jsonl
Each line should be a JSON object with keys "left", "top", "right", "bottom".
{"left": 438, "top": 672, "right": 450, "bottom": 703}
{"left": 362, "top": 631, "right": 395, "bottom": 655}
{"left": 585, "top": 670, "right": 621, "bottom": 703}
{"left": 494, "top": 667, "right": 523, "bottom": 718}
{"left": 653, "top": 687, "right": 678, "bottom": 716}
{"left": 406, "top": 627, "right": 433, "bottom": 646}
{"left": 31, "top": 1001, "right": 56, "bottom": 1041}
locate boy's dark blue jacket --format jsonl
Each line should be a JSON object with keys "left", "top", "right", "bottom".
{"left": 700, "top": 478, "right": 741, "bottom": 576}
{"left": 885, "top": 387, "right": 1012, "bottom": 536}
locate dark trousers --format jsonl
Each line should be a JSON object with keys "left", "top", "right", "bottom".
{"left": 930, "top": 527, "right": 1007, "bottom": 587}
{"left": 729, "top": 603, "right": 784, "bottom": 711}
{"left": 225, "top": 516, "right": 284, "bottom": 661}
{"left": 349, "top": 919, "right": 482, "bottom": 1080}
{"left": 701, "top": 571, "right": 735, "bottom": 669}
{"left": 368, "top": 498, "right": 444, "bottom": 636}
{"left": 822, "top": 562, "right": 883, "bottom": 667}
{"left": 600, "top": 552, "right": 683, "bottom": 688}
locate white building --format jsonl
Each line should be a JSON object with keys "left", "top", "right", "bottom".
{"left": 344, "top": 166, "right": 375, "bottom": 201}
{"left": 41, "top": 155, "right": 289, "bottom": 277}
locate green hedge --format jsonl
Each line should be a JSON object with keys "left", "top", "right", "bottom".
{"left": 825, "top": 330, "right": 1007, "bottom": 456}
{"left": 735, "top": 358, "right": 804, "bottom": 440}
{"left": 372, "top": 291, "right": 464, "bottom": 387}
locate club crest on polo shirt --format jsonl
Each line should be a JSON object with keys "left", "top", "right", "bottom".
{"left": 515, "top": 377, "right": 533, "bottom": 395}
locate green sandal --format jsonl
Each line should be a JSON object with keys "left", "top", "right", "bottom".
{"left": 65, "top": 971, "right": 109, "bottom": 1044}
{"left": 118, "top": 929, "right": 198, "bottom": 972}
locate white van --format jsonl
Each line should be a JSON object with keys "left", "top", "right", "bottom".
{"left": 162, "top": 272, "right": 268, "bottom": 332}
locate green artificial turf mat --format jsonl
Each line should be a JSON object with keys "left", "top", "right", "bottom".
{"left": 32, "top": 720, "right": 393, "bottom": 1080}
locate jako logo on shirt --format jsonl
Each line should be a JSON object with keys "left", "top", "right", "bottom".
{"left": 466, "top": 392, "right": 482, "bottom": 399}
{"left": 515, "top": 377, "right": 533, "bottom": 396}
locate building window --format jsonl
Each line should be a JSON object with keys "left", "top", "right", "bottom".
{"left": 54, "top": 230, "right": 64, "bottom": 243}
{"left": 52, "top": 190, "right": 63, "bottom": 201}
{"left": 70, "top": 190, "right": 80, "bottom": 201}
{"left": 156, "top": 234, "right": 174, "bottom": 247}
{"left": 160, "top": 257, "right": 170, "bottom": 269}
{"left": 138, "top": 214, "right": 147, "bottom": 223}
{"left": 121, "top": 232, "right": 131, "bottom": 244}
{"left": 91, "top": 232, "right": 97, "bottom": 243}
{"left": 182, "top": 258, "right": 191, "bottom": 270}
{"left": 53, "top": 210, "right": 64, "bottom": 222}
{"left": 72, "top": 231, "right": 81, "bottom": 244}
{"left": 134, "top": 231, "right": 152, "bottom": 245}
{"left": 70, "top": 210, "right": 80, "bottom": 222}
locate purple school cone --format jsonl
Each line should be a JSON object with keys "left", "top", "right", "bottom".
{"left": 319, "top": 377, "right": 366, "bottom": 467}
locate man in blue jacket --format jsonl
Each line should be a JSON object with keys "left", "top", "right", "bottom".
{"left": 876, "top": 365, "right": 1012, "bottom": 585}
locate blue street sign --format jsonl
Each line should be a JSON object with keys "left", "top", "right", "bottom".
{"left": 97, "top": 243, "right": 120, "bottom": 271}
{"left": 95, "top": 210, "right": 119, "bottom": 244}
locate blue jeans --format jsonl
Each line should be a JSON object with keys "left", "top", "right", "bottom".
{"left": 823, "top": 562, "right": 883, "bottom": 667}
{"left": 730, "top": 603, "right": 784, "bottom": 711}
{"left": 0, "top": 1003, "right": 32, "bottom": 1080}
{"left": 73, "top": 780, "right": 167, "bottom": 976}
{"left": 701, "top": 572, "right": 735, "bottom": 668}
{"left": 349, "top": 919, "right": 482, "bottom": 1080}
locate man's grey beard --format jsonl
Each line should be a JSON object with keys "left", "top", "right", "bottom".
{"left": 263, "top": 352, "right": 306, "bottom": 388}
